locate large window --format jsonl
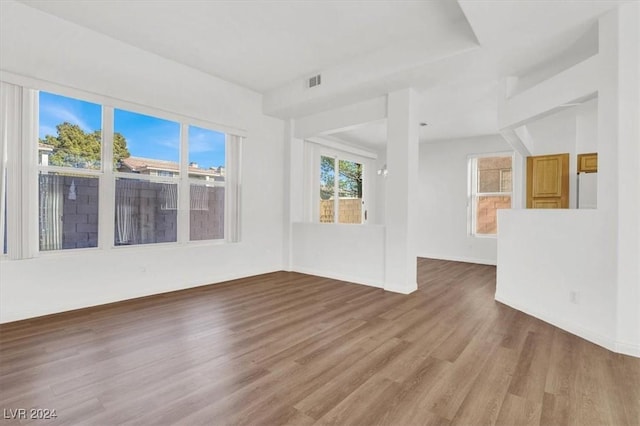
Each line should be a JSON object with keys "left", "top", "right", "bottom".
{"left": 38, "top": 91, "right": 101, "bottom": 250}
{"left": 319, "top": 154, "right": 365, "bottom": 224}
{"left": 0, "top": 80, "right": 243, "bottom": 258}
{"left": 469, "top": 154, "right": 513, "bottom": 236}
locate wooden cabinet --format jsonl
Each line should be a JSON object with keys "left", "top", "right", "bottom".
{"left": 578, "top": 153, "right": 598, "bottom": 173}
{"left": 527, "top": 153, "right": 569, "bottom": 208}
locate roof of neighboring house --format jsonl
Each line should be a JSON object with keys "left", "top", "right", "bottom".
{"left": 119, "top": 156, "right": 224, "bottom": 177}
{"left": 38, "top": 143, "right": 54, "bottom": 152}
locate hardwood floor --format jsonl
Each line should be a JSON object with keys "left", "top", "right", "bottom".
{"left": 1, "top": 258, "right": 638, "bottom": 425}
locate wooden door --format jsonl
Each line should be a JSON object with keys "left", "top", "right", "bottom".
{"left": 527, "top": 153, "right": 569, "bottom": 208}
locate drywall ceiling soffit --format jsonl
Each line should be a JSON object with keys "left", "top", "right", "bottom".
{"left": 330, "top": 120, "right": 388, "bottom": 151}
{"left": 457, "top": 0, "right": 624, "bottom": 77}
{"left": 17, "top": 0, "right": 476, "bottom": 94}
{"left": 262, "top": 0, "right": 617, "bottom": 121}
{"left": 329, "top": 75, "right": 502, "bottom": 147}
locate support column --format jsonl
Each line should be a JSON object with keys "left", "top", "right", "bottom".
{"left": 384, "top": 89, "right": 419, "bottom": 294}
{"left": 616, "top": 3, "right": 640, "bottom": 355}
{"left": 600, "top": 3, "right": 640, "bottom": 356}
{"left": 282, "top": 119, "right": 304, "bottom": 271}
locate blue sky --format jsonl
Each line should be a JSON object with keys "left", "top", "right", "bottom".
{"left": 39, "top": 91, "right": 226, "bottom": 169}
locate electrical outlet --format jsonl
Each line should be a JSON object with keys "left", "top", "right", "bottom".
{"left": 570, "top": 290, "right": 579, "bottom": 304}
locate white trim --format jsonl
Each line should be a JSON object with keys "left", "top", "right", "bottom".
{"left": 384, "top": 285, "right": 417, "bottom": 295}
{"left": 0, "top": 264, "right": 281, "bottom": 324}
{"left": 291, "top": 266, "right": 384, "bottom": 290}
{"left": 0, "top": 70, "right": 247, "bottom": 138}
{"left": 495, "top": 293, "right": 639, "bottom": 358}
{"left": 113, "top": 172, "right": 179, "bottom": 184}
{"left": 100, "top": 106, "right": 115, "bottom": 249}
{"left": 177, "top": 123, "right": 189, "bottom": 244}
{"left": 468, "top": 152, "right": 514, "bottom": 237}
{"left": 313, "top": 144, "right": 372, "bottom": 225}
{"left": 22, "top": 88, "right": 39, "bottom": 258}
{"left": 417, "top": 253, "right": 497, "bottom": 266}
{"left": 615, "top": 341, "right": 640, "bottom": 358}
{"left": 37, "top": 165, "right": 103, "bottom": 176}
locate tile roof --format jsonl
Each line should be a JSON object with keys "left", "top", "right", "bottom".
{"left": 120, "top": 156, "right": 223, "bottom": 176}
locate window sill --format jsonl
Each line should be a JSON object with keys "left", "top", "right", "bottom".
{"left": 471, "top": 233, "right": 498, "bottom": 239}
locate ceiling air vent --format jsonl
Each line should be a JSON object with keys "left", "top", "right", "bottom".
{"left": 307, "top": 74, "right": 322, "bottom": 88}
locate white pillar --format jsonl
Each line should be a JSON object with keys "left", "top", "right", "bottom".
{"left": 600, "top": 3, "right": 640, "bottom": 356}
{"left": 384, "top": 89, "right": 419, "bottom": 294}
{"left": 282, "top": 119, "right": 304, "bottom": 271}
{"left": 616, "top": 3, "right": 640, "bottom": 355}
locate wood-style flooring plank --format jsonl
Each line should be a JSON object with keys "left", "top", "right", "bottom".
{"left": 1, "top": 259, "right": 638, "bottom": 426}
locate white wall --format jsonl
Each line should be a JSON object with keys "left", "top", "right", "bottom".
{"left": 496, "top": 210, "right": 617, "bottom": 348}
{"left": 497, "top": 3, "right": 639, "bottom": 357}
{"left": 417, "top": 135, "right": 512, "bottom": 265}
{"left": 374, "top": 150, "right": 387, "bottom": 225}
{"left": 291, "top": 223, "right": 385, "bottom": 288}
{"left": 0, "top": 1, "right": 285, "bottom": 322}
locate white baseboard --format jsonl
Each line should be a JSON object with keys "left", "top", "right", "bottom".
{"left": 385, "top": 284, "right": 418, "bottom": 295}
{"left": 615, "top": 340, "right": 640, "bottom": 358}
{"left": 495, "top": 293, "right": 640, "bottom": 358}
{"left": 291, "top": 266, "right": 384, "bottom": 290}
{"left": 1, "top": 266, "right": 284, "bottom": 324}
{"left": 417, "top": 253, "right": 497, "bottom": 266}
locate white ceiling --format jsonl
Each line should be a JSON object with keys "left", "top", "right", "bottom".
{"left": 18, "top": 0, "right": 629, "bottom": 146}
{"left": 19, "top": 0, "right": 471, "bottom": 93}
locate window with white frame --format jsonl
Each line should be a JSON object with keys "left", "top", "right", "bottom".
{"left": 469, "top": 154, "right": 513, "bottom": 236}
{"left": 318, "top": 153, "right": 366, "bottom": 224}
{"left": 38, "top": 91, "right": 102, "bottom": 251}
{"left": 188, "top": 125, "right": 226, "bottom": 241}
{"left": 0, "top": 79, "right": 243, "bottom": 259}
{"left": 114, "top": 108, "right": 181, "bottom": 246}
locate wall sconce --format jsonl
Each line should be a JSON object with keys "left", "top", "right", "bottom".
{"left": 377, "top": 164, "right": 388, "bottom": 177}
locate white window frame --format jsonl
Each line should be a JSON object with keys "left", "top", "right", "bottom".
{"left": 0, "top": 74, "right": 244, "bottom": 260}
{"left": 468, "top": 152, "right": 514, "bottom": 238}
{"left": 312, "top": 144, "right": 373, "bottom": 225}
{"left": 37, "top": 92, "right": 104, "bottom": 252}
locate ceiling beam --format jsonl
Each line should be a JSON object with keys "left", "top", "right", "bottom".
{"left": 294, "top": 96, "right": 387, "bottom": 139}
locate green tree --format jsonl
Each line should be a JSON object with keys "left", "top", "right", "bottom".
{"left": 338, "top": 159, "right": 362, "bottom": 198}
{"left": 40, "top": 122, "right": 130, "bottom": 169}
{"left": 320, "top": 156, "right": 335, "bottom": 200}
{"left": 320, "top": 156, "right": 363, "bottom": 200}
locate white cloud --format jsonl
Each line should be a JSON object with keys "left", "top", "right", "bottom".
{"left": 188, "top": 131, "right": 223, "bottom": 153}
{"left": 41, "top": 104, "right": 91, "bottom": 132}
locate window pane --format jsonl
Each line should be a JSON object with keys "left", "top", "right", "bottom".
{"left": 114, "top": 109, "right": 179, "bottom": 176}
{"left": 188, "top": 125, "right": 225, "bottom": 181}
{"left": 476, "top": 195, "right": 511, "bottom": 235}
{"left": 338, "top": 159, "right": 363, "bottom": 224}
{"left": 39, "top": 172, "right": 99, "bottom": 251}
{"left": 114, "top": 178, "right": 177, "bottom": 246}
{"left": 38, "top": 91, "right": 102, "bottom": 170}
{"left": 320, "top": 156, "right": 335, "bottom": 223}
{"left": 190, "top": 184, "right": 224, "bottom": 241}
{"left": 478, "top": 156, "right": 512, "bottom": 193}
{"left": 188, "top": 126, "right": 226, "bottom": 241}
